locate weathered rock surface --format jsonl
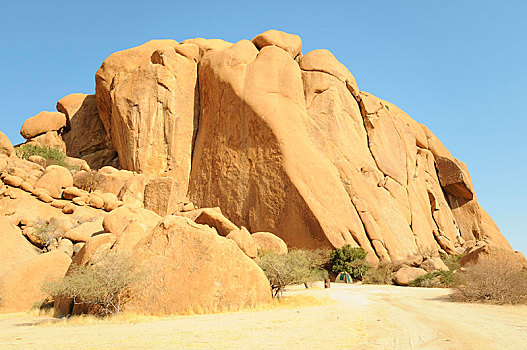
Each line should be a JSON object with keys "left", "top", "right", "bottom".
{"left": 57, "top": 93, "right": 118, "bottom": 169}
{"left": 194, "top": 208, "right": 239, "bottom": 237}
{"left": 252, "top": 232, "right": 288, "bottom": 255}
{"left": 0, "top": 217, "right": 39, "bottom": 276}
{"left": 394, "top": 267, "right": 427, "bottom": 286}
{"left": 227, "top": 226, "right": 258, "bottom": 258}
{"left": 0, "top": 131, "right": 15, "bottom": 157}
{"left": 8, "top": 29, "right": 515, "bottom": 265}
{"left": 20, "top": 111, "right": 67, "bottom": 139}
{"left": 57, "top": 216, "right": 271, "bottom": 316}
{"left": 0, "top": 251, "right": 71, "bottom": 312}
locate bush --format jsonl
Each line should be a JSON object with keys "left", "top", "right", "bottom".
{"left": 257, "top": 249, "right": 329, "bottom": 300}
{"left": 44, "top": 251, "right": 144, "bottom": 316}
{"left": 451, "top": 259, "right": 527, "bottom": 304}
{"left": 408, "top": 270, "right": 453, "bottom": 288}
{"left": 15, "top": 144, "right": 78, "bottom": 170}
{"left": 363, "top": 263, "right": 394, "bottom": 285}
{"left": 440, "top": 253, "right": 463, "bottom": 271}
{"left": 329, "top": 245, "right": 370, "bottom": 280}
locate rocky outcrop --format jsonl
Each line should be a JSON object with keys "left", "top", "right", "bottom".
{"left": 0, "top": 131, "right": 15, "bottom": 157}
{"left": 57, "top": 93, "right": 118, "bottom": 169}
{"left": 460, "top": 245, "right": 527, "bottom": 269}
{"left": 56, "top": 215, "right": 271, "bottom": 316}
{"left": 9, "top": 29, "right": 514, "bottom": 265}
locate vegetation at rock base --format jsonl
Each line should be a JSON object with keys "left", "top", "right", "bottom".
{"left": 257, "top": 249, "right": 330, "bottom": 300}
{"left": 44, "top": 251, "right": 144, "bottom": 316}
{"left": 451, "top": 259, "right": 527, "bottom": 304}
{"left": 363, "top": 263, "right": 395, "bottom": 285}
{"left": 15, "top": 144, "right": 78, "bottom": 170}
{"left": 329, "top": 245, "right": 370, "bottom": 280}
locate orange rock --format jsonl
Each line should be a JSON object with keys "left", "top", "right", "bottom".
{"left": 252, "top": 232, "right": 288, "bottom": 255}
{"left": 252, "top": 29, "right": 302, "bottom": 58}
{"left": 0, "top": 251, "right": 71, "bottom": 312}
{"left": 460, "top": 245, "right": 527, "bottom": 269}
{"left": 0, "top": 217, "right": 39, "bottom": 276}
{"left": 57, "top": 93, "right": 118, "bottom": 169}
{"left": 227, "top": 227, "right": 258, "bottom": 258}
{"left": 0, "top": 131, "right": 15, "bottom": 157}
{"left": 393, "top": 267, "right": 427, "bottom": 286}
{"left": 34, "top": 165, "right": 73, "bottom": 199}
{"left": 20, "top": 111, "right": 66, "bottom": 139}
{"left": 195, "top": 208, "right": 239, "bottom": 237}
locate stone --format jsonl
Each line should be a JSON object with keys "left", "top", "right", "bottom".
{"left": 33, "top": 188, "right": 53, "bottom": 203}
{"left": 252, "top": 232, "right": 288, "bottom": 255}
{"left": 57, "top": 216, "right": 270, "bottom": 316}
{"left": 180, "top": 38, "right": 232, "bottom": 59}
{"left": 20, "top": 181, "right": 34, "bottom": 192}
{"left": 99, "top": 192, "right": 120, "bottom": 212}
{"left": 420, "top": 257, "right": 449, "bottom": 272}
{"left": 393, "top": 267, "right": 427, "bottom": 286}
{"left": 0, "top": 250, "right": 71, "bottom": 312}
{"left": 3, "top": 175, "right": 24, "bottom": 187}
{"left": 57, "top": 238, "right": 74, "bottom": 257}
{"left": 252, "top": 29, "right": 302, "bottom": 58}
{"left": 102, "top": 205, "right": 160, "bottom": 236}
{"left": 227, "top": 226, "right": 258, "bottom": 258}
{"left": 20, "top": 111, "right": 67, "bottom": 139}
{"left": 195, "top": 208, "right": 239, "bottom": 237}
{"left": 0, "top": 217, "right": 39, "bottom": 276}
{"left": 143, "top": 177, "right": 180, "bottom": 216}
{"left": 28, "top": 131, "right": 66, "bottom": 151}
{"left": 34, "top": 165, "right": 73, "bottom": 199}
{"left": 62, "top": 202, "right": 76, "bottom": 214}
{"left": 28, "top": 155, "right": 47, "bottom": 167}
{"left": 51, "top": 199, "right": 68, "bottom": 209}
{"left": 88, "top": 193, "right": 105, "bottom": 209}
{"left": 0, "top": 131, "right": 15, "bottom": 157}
{"left": 57, "top": 93, "right": 118, "bottom": 169}
{"left": 64, "top": 217, "right": 104, "bottom": 242}
{"left": 182, "top": 202, "right": 195, "bottom": 212}
{"left": 460, "top": 245, "right": 527, "bottom": 269}
{"left": 405, "top": 255, "right": 424, "bottom": 267}
{"left": 435, "top": 156, "right": 474, "bottom": 200}
{"left": 62, "top": 186, "right": 87, "bottom": 200}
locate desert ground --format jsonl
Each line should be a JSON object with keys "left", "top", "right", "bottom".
{"left": 1, "top": 284, "right": 526, "bottom": 350}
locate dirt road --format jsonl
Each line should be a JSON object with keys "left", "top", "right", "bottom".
{"left": 1, "top": 284, "right": 525, "bottom": 349}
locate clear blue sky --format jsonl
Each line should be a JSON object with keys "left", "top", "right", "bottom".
{"left": 1, "top": 1, "right": 525, "bottom": 253}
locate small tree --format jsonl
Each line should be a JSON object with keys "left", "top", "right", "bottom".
{"left": 45, "top": 251, "right": 143, "bottom": 316}
{"left": 258, "top": 249, "right": 329, "bottom": 300}
{"left": 329, "top": 245, "right": 370, "bottom": 280}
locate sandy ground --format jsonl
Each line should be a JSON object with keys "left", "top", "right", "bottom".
{"left": 1, "top": 284, "right": 526, "bottom": 349}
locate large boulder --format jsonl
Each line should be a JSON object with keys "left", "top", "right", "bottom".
{"left": 252, "top": 232, "right": 288, "bottom": 255}
{"left": 0, "top": 217, "right": 39, "bottom": 276}
{"left": 251, "top": 29, "right": 302, "bottom": 58}
{"left": 57, "top": 93, "right": 118, "bottom": 169}
{"left": 194, "top": 208, "right": 239, "bottom": 237}
{"left": 58, "top": 216, "right": 270, "bottom": 316}
{"left": 34, "top": 165, "right": 73, "bottom": 199}
{"left": 102, "top": 205, "right": 160, "bottom": 236}
{"left": 226, "top": 227, "right": 258, "bottom": 258}
{"left": 435, "top": 156, "right": 474, "bottom": 200}
{"left": 64, "top": 217, "right": 105, "bottom": 243}
{"left": 0, "top": 131, "right": 15, "bottom": 157}
{"left": 393, "top": 267, "right": 427, "bottom": 286}
{"left": 20, "top": 111, "right": 66, "bottom": 139}
{"left": 0, "top": 251, "right": 71, "bottom": 312}
{"left": 143, "top": 177, "right": 181, "bottom": 216}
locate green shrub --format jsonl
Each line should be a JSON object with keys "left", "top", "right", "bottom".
{"left": 257, "top": 249, "right": 329, "bottom": 300}
{"left": 408, "top": 270, "right": 455, "bottom": 288}
{"left": 44, "top": 251, "right": 144, "bottom": 316}
{"left": 15, "top": 144, "right": 78, "bottom": 170}
{"left": 329, "top": 245, "right": 370, "bottom": 280}
{"left": 441, "top": 253, "right": 463, "bottom": 271}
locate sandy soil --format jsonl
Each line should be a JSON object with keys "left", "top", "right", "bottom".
{"left": 1, "top": 284, "right": 526, "bottom": 349}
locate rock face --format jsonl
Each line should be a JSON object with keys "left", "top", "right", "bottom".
{"left": 11, "top": 29, "right": 515, "bottom": 265}
{"left": 95, "top": 39, "right": 198, "bottom": 200}
{"left": 0, "top": 131, "right": 15, "bottom": 157}
{"left": 0, "top": 251, "right": 71, "bottom": 312}
{"left": 57, "top": 216, "right": 271, "bottom": 316}
{"left": 57, "top": 93, "right": 118, "bottom": 169}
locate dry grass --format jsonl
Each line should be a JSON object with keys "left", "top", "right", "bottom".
{"left": 34, "top": 293, "right": 333, "bottom": 327}
{"left": 452, "top": 258, "right": 527, "bottom": 304}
